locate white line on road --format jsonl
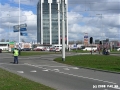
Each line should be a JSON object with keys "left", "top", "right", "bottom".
{"left": 30, "top": 70, "right": 37, "bottom": 72}
{"left": 56, "top": 71, "right": 117, "bottom": 84}
{"left": 24, "top": 63, "right": 118, "bottom": 87}
{"left": 17, "top": 71, "right": 24, "bottom": 73}
{"left": 63, "top": 68, "right": 70, "bottom": 70}
{"left": 43, "top": 69, "right": 49, "bottom": 72}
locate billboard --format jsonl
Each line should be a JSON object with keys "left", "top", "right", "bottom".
{"left": 84, "top": 33, "right": 88, "bottom": 46}
{"left": 20, "top": 32, "right": 28, "bottom": 36}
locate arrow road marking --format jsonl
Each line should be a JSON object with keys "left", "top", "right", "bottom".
{"left": 53, "top": 69, "right": 59, "bottom": 72}
{"left": 24, "top": 63, "right": 118, "bottom": 87}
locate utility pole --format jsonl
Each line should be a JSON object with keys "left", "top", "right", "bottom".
{"left": 62, "top": 0, "right": 65, "bottom": 61}
{"left": 19, "top": 0, "right": 21, "bottom": 49}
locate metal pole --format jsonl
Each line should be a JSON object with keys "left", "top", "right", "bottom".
{"left": 19, "top": 0, "right": 21, "bottom": 47}
{"left": 62, "top": 0, "right": 65, "bottom": 61}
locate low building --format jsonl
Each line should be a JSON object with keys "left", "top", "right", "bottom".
{"left": 0, "top": 42, "right": 9, "bottom": 50}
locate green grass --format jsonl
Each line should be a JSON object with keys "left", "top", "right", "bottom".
{"left": 71, "top": 49, "right": 120, "bottom": 54}
{"left": 0, "top": 68, "right": 55, "bottom": 90}
{"left": 54, "top": 55, "right": 120, "bottom": 72}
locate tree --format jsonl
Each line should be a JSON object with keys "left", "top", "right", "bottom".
{"left": 1, "top": 39, "right": 5, "bottom": 42}
{"left": 21, "top": 39, "right": 25, "bottom": 42}
{"left": 6, "top": 39, "right": 9, "bottom": 42}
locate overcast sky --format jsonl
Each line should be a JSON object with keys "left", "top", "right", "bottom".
{"left": 0, "top": 0, "right": 120, "bottom": 43}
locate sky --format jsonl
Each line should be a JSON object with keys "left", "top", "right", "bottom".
{"left": 0, "top": 0, "right": 120, "bottom": 43}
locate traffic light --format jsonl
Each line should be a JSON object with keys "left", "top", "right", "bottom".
{"left": 90, "top": 37, "right": 93, "bottom": 44}
{"left": 20, "top": 32, "right": 23, "bottom": 36}
{"left": 99, "top": 41, "right": 102, "bottom": 45}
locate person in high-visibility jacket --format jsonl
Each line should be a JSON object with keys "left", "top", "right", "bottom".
{"left": 13, "top": 48, "right": 19, "bottom": 64}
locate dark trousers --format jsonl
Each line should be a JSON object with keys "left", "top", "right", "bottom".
{"left": 14, "top": 56, "right": 18, "bottom": 64}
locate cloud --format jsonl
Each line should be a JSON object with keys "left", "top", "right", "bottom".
{"left": 68, "top": 0, "right": 120, "bottom": 41}
{"left": 0, "top": 1, "right": 37, "bottom": 42}
{"left": 0, "top": 0, "right": 120, "bottom": 43}
{"left": 12, "top": 0, "right": 39, "bottom": 6}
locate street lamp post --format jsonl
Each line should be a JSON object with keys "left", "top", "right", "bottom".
{"left": 7, "top": 13, "right": 10, "bottom": 42}
{"left": 96, "top": 14, "right": 104, "bottom": 48}
{"left": 19, "top": 0, "right": 21, "bottom": 49}
{"left": 62, "top": 0, "right": 65, "bottom": 61}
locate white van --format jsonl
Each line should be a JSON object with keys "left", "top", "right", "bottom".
{"left": 53, "top": 44, "right": 62, "bottom": 52}
{"left": 82, "top": 46, "right": 97, "bottom": 51}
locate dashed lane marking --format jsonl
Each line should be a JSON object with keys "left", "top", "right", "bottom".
{"left": 30, "top": 70, "right": 37, "bottom": 72}
{"left": 24, "top": 63, "right": 117, "bottom": 85}
{"left": 17, "top": 71, "right": 24, "bottom": 73}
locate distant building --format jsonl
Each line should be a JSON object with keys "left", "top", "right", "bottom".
{"left": 37, "top": 0, "right": 68, "bottom": 45}
{"left": 0, "top": 42, "right": 9, "bottom": 50}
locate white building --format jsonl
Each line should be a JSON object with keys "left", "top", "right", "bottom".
{"left": 37, "top": 0, "right": 68, "bottom": 45}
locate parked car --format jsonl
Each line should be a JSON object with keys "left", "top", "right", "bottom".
{"left": 23, "top": 48, "right": 31, "bottom": 51}
{"left": 44, "top": 47, "right": 50, "bottom": 51}
{"left": 49, "top": 47, "right": 56, "bottom": 52}
{"left": 0, "top": 49, "right": 2, "bottom": 53}
{"left": 82, "top": 46, "right": 97, "bottom": 52}
{"left": 33, "top": 48, "right": 44, "bottom": 51}
{"left": 117, "top": 48, "right": 120, "bottom": 51}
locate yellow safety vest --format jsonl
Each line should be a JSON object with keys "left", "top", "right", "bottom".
{"left": 14, "top": 50, "right": 19, "bottom": 56}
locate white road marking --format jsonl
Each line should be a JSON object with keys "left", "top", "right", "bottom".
{"left": 70, "top": 67, "right": 79, "bottom": 69}
{"left": 43, "top": 69, "right": 49, "bottom": 72}
{"left": 24, "top": 63, "right": 118, "bottom": 86}
{"left": 30, "top": 70, "right": 37, "bottom": 72}
{"left": 53, "top": 69, "right": 59, "bottom": 72}
{"left": 64, "top": 68, "right": 70, "bottom": 70}
{"left": 56, "top": 71, "right": 117, "bottom": 85}
{"left": 24, "top": 63, "right": 79, "bottom": 69}
{"left": 17, "top": 71, "right": 24, "bottom": 73}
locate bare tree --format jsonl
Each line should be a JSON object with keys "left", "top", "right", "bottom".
{"left": 21, "top": 39, "right": 25, "bottom": 42}
{"left": 6, "top": 39, "right": 9, "bottom": 42}
{"left": 1, "top": 39, "right": 5, "bottom": 42}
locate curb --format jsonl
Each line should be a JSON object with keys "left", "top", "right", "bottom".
{"left": 77, "top": 66, "right": 120, "bottom": 74}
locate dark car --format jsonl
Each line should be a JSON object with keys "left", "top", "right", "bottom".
{"left": 0, "top": 49, "right": 2, "bottom": 53}
{"left": 23, "top": 48, "right": 31, "bottom": 51}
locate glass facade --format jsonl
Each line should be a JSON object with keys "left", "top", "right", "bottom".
{"left": 51, "top": 0, "right": 58, "bottom": 44}
{"left": 37, "top": 0, "right": 68, "bottom": 45}
{"left": 43, "top": 0, "right": 50, "bottom": 44}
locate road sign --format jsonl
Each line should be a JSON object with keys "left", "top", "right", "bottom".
{"left": 13, "top": 30, "right": 19, "bottom": 32}
{"left": 13, "top": 23, "right": 27, "bottom": 32}
{"left": 20, "top": 32, "right": 28, "bottom": 36}
{"left": 20, "top": 23, "right": 27, "bottom": 28}
{"left": 13, "top": 25, "right": 19, "bottom": 32}
{"left": 20, "top": 28, "right": 27, "bottom": 31}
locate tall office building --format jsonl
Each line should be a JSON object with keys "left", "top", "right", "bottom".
{"left": 37, "top": 0, "right": 68, "bottom": 45}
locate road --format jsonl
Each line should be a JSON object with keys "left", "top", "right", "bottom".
{"left": 0, "top": 52, "right": 120, "bottom": 90}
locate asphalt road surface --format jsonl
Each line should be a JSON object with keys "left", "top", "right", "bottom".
{"left": 0, "top": 53, "right": 120, "bottom": 90}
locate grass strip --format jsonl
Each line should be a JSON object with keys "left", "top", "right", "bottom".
{"left": 0, "top": 68, "right": 55, "bottom": 90}
{"left": 54, "top": 55, "right": 120, "bottom": 72}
